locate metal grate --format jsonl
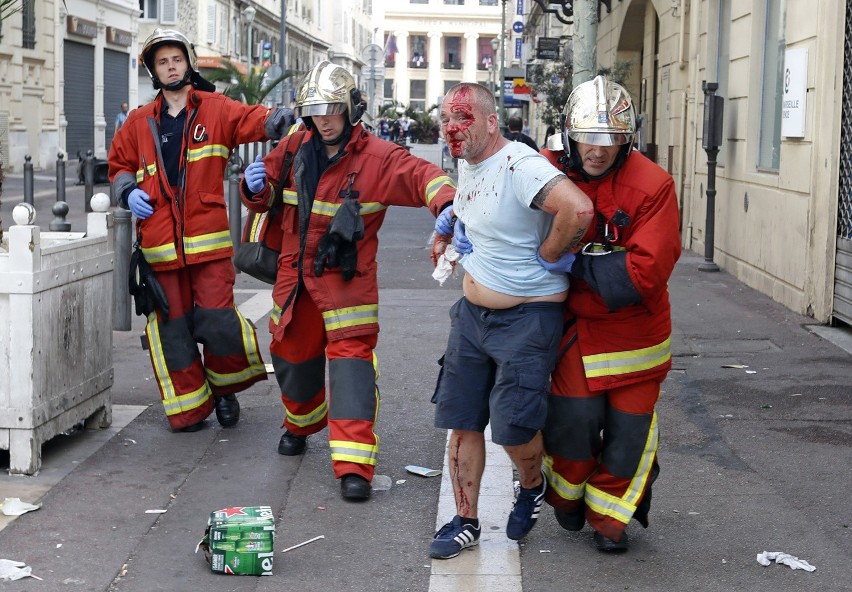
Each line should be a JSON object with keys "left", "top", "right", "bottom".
{"left": 840, "top": 0, "right": 852, "bottom": 240}
{"left": 0, "top": 112, "right": 8, "bottom": 168}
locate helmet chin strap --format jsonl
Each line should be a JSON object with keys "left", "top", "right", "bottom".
{"left": 155, "top": 69, "right": 192, "bottom": 91}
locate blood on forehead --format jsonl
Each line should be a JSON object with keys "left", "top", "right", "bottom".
{"left": 447, "top": 86, "right": 475, "bottom": 120}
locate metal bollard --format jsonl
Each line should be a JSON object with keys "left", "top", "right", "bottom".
{"left": 84, "top": 150, "right": 95, "bottom": 213}
{"left": 50, "top": 153, "right": 71, "bottom": 231}
{"left": 113, "top": 208, "right": 132, "bottom": 330}
{"left": 228, "top": 158, "right": 242, "bottom": 272}
{"left": 23, "top": 154, "right": 34, "bottom": 205}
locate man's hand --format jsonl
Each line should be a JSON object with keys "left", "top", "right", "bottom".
{"left": 244, "top": 156, "right": 266, "bottom": 194}
{"left": 536, "top": 248, "right": 576, "bottom": 273}
{"left": 435, "top": 207, "right": 455, "bottom": 236}
{"left": 452, "top": 218, "right": 472, "bottom": 255}
{"left": 128, "top": 188, "right": 153, "bottom": 219}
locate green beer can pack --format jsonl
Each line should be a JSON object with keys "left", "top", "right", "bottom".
{"left": 200, "top": 506, "right": 275, "bottom": 575}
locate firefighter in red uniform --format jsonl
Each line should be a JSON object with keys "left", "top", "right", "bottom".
{"left": 537, "top": 75, "right": 681, "bottom": 551}
{"left": 239, "top": 61, "right": 456, "bottom": 500}
{"left": 108, "top": 29, "right": 293, "bottom": 432}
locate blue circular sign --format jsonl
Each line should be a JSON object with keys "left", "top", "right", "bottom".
{"left": 512, "top": 21, "right": 524, "bottom": 34}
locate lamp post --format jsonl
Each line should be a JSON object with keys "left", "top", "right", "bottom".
{"left": 498, "top": 0, "right": 507, "bottom": 127}
{"left": 279, "top": 0, "right": 287, "bottom": 106}
{"left": 242, "top": 4, "right": 256, "bottom": 70}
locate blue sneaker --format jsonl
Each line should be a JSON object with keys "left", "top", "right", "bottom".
{"left": 429, "top": 515, "right": 481, "bottom": 559}
{"left": 506, "top": 471, "right": 547, "bottom": 540}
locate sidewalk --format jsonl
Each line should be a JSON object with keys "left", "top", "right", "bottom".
{"left": 2, "top": 195, "right": 851, "bottom": 590}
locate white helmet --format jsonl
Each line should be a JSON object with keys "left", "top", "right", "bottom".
{"left": 295, "top": 61, "right": 366, "bottom": 127}
{"left": 561, "top": 75, "right": 636, "bottom": 172}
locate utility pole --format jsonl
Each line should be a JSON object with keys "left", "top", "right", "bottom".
{"left": 572, "top": 0, "right": 597, "bottom": 87}
{"left": 499, "top": 0, "right": 507, "bottom": 126}
{"left": 279, "top": 0, "right": 287, "bottom": 106}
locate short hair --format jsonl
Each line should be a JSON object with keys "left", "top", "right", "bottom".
{"left": 444, "top": 83, "right": 496, "bottom": 115}
{"left": 507, "top": 116, "right": 523, "bottom": 132}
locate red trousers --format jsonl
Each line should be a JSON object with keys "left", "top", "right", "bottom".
{"left": 544, "top": 329, "right": 661, "bottom": 542}
{"left": 269, "top": 289, "right": 380, "bottom": 481}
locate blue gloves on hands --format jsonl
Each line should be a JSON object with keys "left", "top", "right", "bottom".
{"left": 127, "top": 188, "right": 153, "bottom": 219}
{"left": 244, "top": 155, "right": 267, "bottom": 194}
{"left": 435, "top": 207, "right": 455, "bottom": 236}
{"left": 452, "top": 219, "right": 472, "bottom": 255}
{"left": 536, "top": 248, "right": 576, "bottom": 273}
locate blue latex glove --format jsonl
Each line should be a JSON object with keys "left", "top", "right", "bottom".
{"left": 452, "top": 218, "right": 472, "bottom": 255}
{"left": 536, "top": 248, "right": 576, "bottom": 273}
{"left": 435, "top": 206, "right": 455, "bottom": 236}
{"left": 244, "top": 155, "right": 267, "bottom": 194}
{"left": 127, "top": 188, "right": 153, "bottom": 219}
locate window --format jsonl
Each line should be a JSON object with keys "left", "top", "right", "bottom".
{"left": 714, "top": 0, "right": 731, "bottom": 166}
{"left": 410, "top": 0, "right": 429, "bottom": 4}
{"left": 758, "top": 0, "right": 786, "bottom": 170}
{"left": 444, "top": 36, "right": 461, "bottom": 69}
{"left": 444, "top": 0, "right": 464, "bottom": 4}
{"left": 410, "top": 80, "right": 426, "bottom": 111}
{"left": 478, "top": 38, "right": 495, "bottom": 70}
{"left": 384, "top": 78, "right": 394, "bottom": 100}
{"left": 444, "top": 80, "right": 457, "bottom": 95}
{"left": 139, "top": 0, "right": 158, "bottom": 20}
{"left": 410, "top": 35, "right": 427, "bottom": 68}
{"left": 22, "top": 0, "right": 35, "bottom": 49}
{"left": 480, "top": 0, "right": 498, "bottom": 5}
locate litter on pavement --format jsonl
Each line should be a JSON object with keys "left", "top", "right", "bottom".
{"left": 0, "top": 498, "right": 41, "bottom": 516}
{"left": 405, "top": 465, "right": 442, "bottom": 477}
{"left": 281, "top": 535, "right": 324, "bottom": 553}
{"left": 0, "top": 559, "right": 42, "bottom": 581}
{"left": 756, "top": 551, "right": 816, "bottom": 572}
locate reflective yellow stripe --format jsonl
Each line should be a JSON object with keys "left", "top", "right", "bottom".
{"left": 582, "top": 337, "right": 671, "bottom": 378}
{"left": 184, "top": 230, "right": 232, "bottom": 255}
{"left": 282, "top": 189, "right": 297, "bottom": 205}
{"left": 424, "top": 175, "right": 455, "bottom": 205}
{"left": 322, "top": 304, "right": 379, "bottom": 331}
{"left": 329, "top": 440, "right": 379, "bottom": 466}
{"left": 543, "top": 455, "right": 586, "bottom": 502}
{"left": 135, "top": 163, "right": 157, "bottom": 183}
{"left": 312, "top": 199, "right": 386, "bottom": 217}
{"left": 237, "top": 306, "right": 265, "bottom": 370}
{"left": 186, "top": 144, "right": 230, "bottom": 163}
{"left": 147, "top": 315, "right": 212, "bottom": 416}
{"left": 585, "top": 411, "right": 659, "bottom": 525}
{"left": 270, "top": 301, "right": 282, "bottom": 325}
{"left": 141, "top": 243, "right": 178, "bottom": 264}
{"left": 286, "top": 401, "right": 328, "bottom": 428}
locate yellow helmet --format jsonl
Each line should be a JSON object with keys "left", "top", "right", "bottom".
{"left": 140, "top": 28, "right": 198, "bottom": 89}
{"left": 295, "top": 61, "right": 365, "bottom": 126}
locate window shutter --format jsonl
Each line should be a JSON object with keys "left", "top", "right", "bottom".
{"left": 161, "top": 0, "right": 177, "bottom": 25}
{"left": 207, "top": 4, "right": 216, "bottom": 44}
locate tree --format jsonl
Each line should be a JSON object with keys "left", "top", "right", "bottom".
{"left": 0, "top": 0, "right": 22, "bottom": 22}
{"left": 204, "top": 60, "right": 293, "bottom": 105}
{"left": 526, "top": 46, "right": 574, "bottom": 129}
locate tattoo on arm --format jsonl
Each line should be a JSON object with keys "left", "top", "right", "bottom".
{"left": 530, "top": 174, "right": 567, "bottom": 210}
{"left": 564, "top": 225, "right": 587, "bottom": 254}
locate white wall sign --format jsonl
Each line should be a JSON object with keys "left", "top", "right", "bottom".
{"left": 781, "top": 48, "right": 808, "bottom": 138}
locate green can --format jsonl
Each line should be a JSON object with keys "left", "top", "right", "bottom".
{"left": 202, "top": 506, "right": 276, "bottom": 576}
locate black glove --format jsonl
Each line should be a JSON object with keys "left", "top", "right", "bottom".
{"left": 129, "top": 246, "right": 170, "bottom": 319}
{"left": 314, "top": 199, "right": 363, "bottom": 281}
{"left": 265, "top": 107, "right": 295, "bottom": 140}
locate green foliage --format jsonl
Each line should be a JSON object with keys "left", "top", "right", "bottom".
{"left": 204, "top": 60, "right": 293, "bottom": 105}
{"left": 525, "top": 49, "right": 574, "bottom": 128}
{"left": 0, "top": 0, "right": 22, "bottom": 22}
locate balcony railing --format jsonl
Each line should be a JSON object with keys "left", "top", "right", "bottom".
{"left": 443, "top": 62, "right": 462, "bottom": 70}
{"left": 410, "top": 60, "right": 428, "bottom": 69}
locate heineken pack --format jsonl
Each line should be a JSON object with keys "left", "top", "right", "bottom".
{"left": 199, "top": 506, "right": 275, "bottom": 575}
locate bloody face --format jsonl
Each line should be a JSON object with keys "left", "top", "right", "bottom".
{"left": 440, "top": 87, "right": 490, "bottom": 164}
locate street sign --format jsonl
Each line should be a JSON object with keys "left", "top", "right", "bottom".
{"left": 362, "top": 65, "right": 385, "bottom": 79}
{"left": 361, "top": 44, "right": 383, "bottom": 65}
{"left": 536, "top": 37, "right": 560, "bottom": 60}
{"left": 512, "top": 21, "right": 524, "bottom": 34}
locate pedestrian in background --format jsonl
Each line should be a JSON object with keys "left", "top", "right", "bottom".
{"left": 239, "top": 61, "right": 457, "bottom": 501}
{"left": 538, "top": 75, "right": 681, "bottom": 552}
{"left": 429, "top": 82, "right": 593, "bottom": 559}
{"left": 108, "top": 28, "right": 293, "bottom": 433}
{"left": 505, "top": 115, "right": 539, "bottom": 152}
{"left": 114, "top": 102, "right": 129, "bottom": 133}
{"left": 543, "top": 125, "right": 557, "bottom": 147}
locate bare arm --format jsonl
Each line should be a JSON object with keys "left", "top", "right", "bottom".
{"left": 531, "top": 175, "right": 594, "bottom": 262}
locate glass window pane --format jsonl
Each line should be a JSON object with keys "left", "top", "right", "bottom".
{"left": 758, "top": 0, "right": 786, "bottom": 170}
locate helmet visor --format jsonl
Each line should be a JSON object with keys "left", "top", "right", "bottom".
{"left": 295, "top": 103, "right": 348, "bottom": 119}
{"left": 568, "top": 131, "right": 632, "bottom": 147}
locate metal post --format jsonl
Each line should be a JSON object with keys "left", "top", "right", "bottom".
{"left": 50, "top": 153, "right": 71, "bottom": 231}
{"left": 228, "top": 158, "right": 242, "bottom": 272}
{"left": 84, "top": 150, "right": 95, "bottom": 213}
{"left": 279, "top": 0, "right": 288, "bottom": 107}
{"left": 23, "top": 155, "right": 34, "bottom": 205}
{"left": 499, "top": 0, "right": 507, "bottom": 127}
{"left": 113, "top": 208, "right": 132, "bottom": 330}
{"left": 700, "top": 81, "right": 723, "bottom": 272}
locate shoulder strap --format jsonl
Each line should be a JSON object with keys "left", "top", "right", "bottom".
{"left": 271, "top": 130, "right": 307, "bottom": 210}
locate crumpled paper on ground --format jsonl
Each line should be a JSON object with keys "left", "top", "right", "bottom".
{"left": 756, "top": 551, "right": 816, "bottom": 572}
{"left": 0, "top": 559, "right": 36, "bottom": 581}
{"left": 432, "top": 244, "right": 460, "bottom": 286}
{"left": 0, "top": 497, "right": 42, "bottom": 516}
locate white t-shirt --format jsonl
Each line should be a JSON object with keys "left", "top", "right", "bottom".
{"left": 455, "top": 141, "right": 568, "bottom": 297}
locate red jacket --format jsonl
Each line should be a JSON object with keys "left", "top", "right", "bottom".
{"left": 542, "top": 149, "right": 681, "bottom": 390}
{"left": 109, "top": 90, "right": 274, "bottom": 270}
{"left": 242, "top": 124, "right": 456, "bottom": 341}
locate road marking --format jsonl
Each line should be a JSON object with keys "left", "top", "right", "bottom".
{"left": 236, "top": 289, "right": 273, "bottom": 323}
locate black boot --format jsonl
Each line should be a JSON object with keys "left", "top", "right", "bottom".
{"left": 594, "top": 531, "right": 629, "bottom": 552}
{"left": 340, "top": 474, "right": 370, "bottom": 501}
{"left": 277, "top": 431, "right": 307, "bottom": 456}
{"left": 554, "top": 507, "right": 585, "bottom": 531}
{"left": 214, "top": 394, "right": 240, "bottom": 427}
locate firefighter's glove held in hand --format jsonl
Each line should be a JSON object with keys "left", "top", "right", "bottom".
{"left": 244, "top": 156, "right": 266, "bottom": 194}
{"left": 452, "top": 218, "right": 472, "bottom": 255}
{"left": 128, "top": 188, "right": 153, "bottom": 220}
{"left": 128, "top": 247, "right": 170, "bottom": 319}
{"left": 314, "top": 199, "right": 364, "bottom": 281}
{"left": 435, "top": 207, "right": 455, "bottom": 236}
{"left": 536, "top": 248, "right": 576, "bottom": 273}
{"left": 265, "top": 107, "right": 295, "bottom": 140}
